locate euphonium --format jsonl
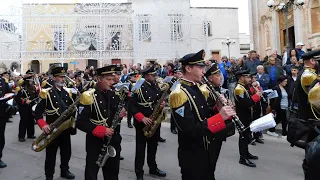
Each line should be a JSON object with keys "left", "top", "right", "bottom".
{"left": 32, "top": 88, "right": 93, "bottom": 152}
{"left": 202, "top": 76, "right": 246, "bottom": 137}
{"left": 143, "top": 77, "right": 177, "bottom": 138}
{"left": 96, "top": 83, "right": 130, "bottom": 167}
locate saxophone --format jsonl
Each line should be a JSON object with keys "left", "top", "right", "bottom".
{"left": 143, "top": 77, "right": 177, "bottom": 138}
{"left": 96, "top": 83, "right": 130, "bottom": 167}
{"left": 32, "top": 84, "right": 91, "bottom": 152}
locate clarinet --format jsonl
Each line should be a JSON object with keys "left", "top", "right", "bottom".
{"left": 202, "top": 76, "right": 246, "bottom": 138}
{"left": 96, "top": 84, "right": 129, "bottom": 167}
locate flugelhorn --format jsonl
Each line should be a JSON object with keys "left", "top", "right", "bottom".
{"left": 202, "top": 76, "right": 246, "bottom": 137}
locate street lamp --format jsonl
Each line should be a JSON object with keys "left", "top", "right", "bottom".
{"left": 221, "top": 37, "right": 235, "bottom": 61}
{"left": 266, "top": 0, "right": 304, "bottom": 56}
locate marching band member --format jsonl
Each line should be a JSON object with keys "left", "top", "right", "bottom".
{"left": 131, "top": 65, "right": 167, "bottom": 180}
{"left": 169, "top": 50, "right": 235, "bottom": 180}
{"left": 204, "top": 63, "right": 235, "bottom": 179}
{"left": 35, "top": 66, "right": 75, "bottom": 180}
{"left": 126, "top": 72, "right": 137, "bottom": 128}
{"left": 15, "top": 70, "right": 38, "bottom": 142}
{"left": 0, "top": 70, "right": 12, "bottom": 168}
{"left": 77, "top": 65, "right": 126, "bottom": 180}
{"left": 234, "top": 70, "right": 261, "bottom": 168}
{"left": 296, "top": 49, "right": 320, "bottom": 179}
{"left": 170, "top": 67, "right": 182, "bottom": 134}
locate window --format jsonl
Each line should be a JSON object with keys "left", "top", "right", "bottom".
{"left": 203, "top": 21, "right": 212, "bottom": 37}
{"left": 138, "top": 14, "right": 151, "bottom": 42}
{"left": 53, "top": 31, "right": 65, "bottom": 51}
{"left": 169, "top": 14, "right": 183, "bottom": 41}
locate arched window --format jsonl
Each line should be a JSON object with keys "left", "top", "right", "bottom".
{"left": 311, "top": 0, "right": 320, "bottom": 34}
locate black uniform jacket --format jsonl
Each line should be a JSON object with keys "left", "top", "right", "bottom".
{"left": 295, "top": 67, "right": 317, "bottom": 120}
{"left": 0, "top": 78, "right": 11, "bottom": 119}
{"left": 130, "top": 80, "right": 162, "bottom": 127}
{"left": 76, "top": 86, "right": 121, "bottom": 153}
{"left": 15, "top": 85, "right": 38, "bottom": 108}
{"left": 35, "top": 86, "right": 74, "bottom": 128}
{"left": 234, "top": 82, "right": 260, "bottom": 126}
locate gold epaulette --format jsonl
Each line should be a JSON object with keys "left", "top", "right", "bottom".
{"left": 4, "top": 78, "right": 8, "bottom": 84}
{"left": 39, "top": 88, "right": 51, "bottom": 99}
{"left": 301, "top": 69, "right": 317, "bottom": 93}
{"left": 234, "top": 84, "right": 245, "bottom": 96}
{"left": 80, "top": 89, "right": 96, "bottom": 105}
{"left": 308, "top": 83, "right": 320, "bottom": 108}
{"left": 14, "top": 86, "right": 21, "bottom": 92}
{"left": 41, "top": 80, "right": 47, "bottom": 88}
{"left": 17, "top": 79, "right": 24, "bottom": 86}
{"left": 169, "top": 84, "right": 187, "bottom": 109}
{"left": 199, "top": 84, "right": 209, "bottom": 100}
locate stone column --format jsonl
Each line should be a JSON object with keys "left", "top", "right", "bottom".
{"left": 271, "top": 11, "right": 281, "bottom": 53}
{"left": 294, "top": 8, "right": 303, "bottom": 44}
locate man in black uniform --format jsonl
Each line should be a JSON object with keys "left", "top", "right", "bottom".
{"left": 0, "top": 69, "right": 12, "bottom": 168}
{"left": 204, "top": 63, "right": 235, "bottom": 179}
{"left": 77, "top": 65, "right": 126, "bottom": 180}
{"left": 15, "top": 69, "right": 37, "bottom": 142}
{"left": 35, "top": 66, "right": 75, "bottom": 180}
{"left": 126, "top": 72, "right": 137, "bottom": 128}
{"left": 170, "top": 67, "right": 182, "bottom": 134}
{"left": 234, "top": 70, "right": 261, "bottom": 168}
{"left": 169, "top": 50, "right": 235, "bottom": 180}
{"left": 131, "top": 65, "right": 167, "bottom": 180}
{"left": 1, "top": 71, "right": 13, "bottom": 123}
{"left": 295, "top": 50, "right": 320, "bottom": 180}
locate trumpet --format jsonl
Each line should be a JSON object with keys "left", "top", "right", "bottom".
{"left": 202, "top": 76, "right": 246, "bottom": 137}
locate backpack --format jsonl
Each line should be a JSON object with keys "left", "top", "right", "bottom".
{"left": 287, "top": 118, "right": 312, "bottom": 149}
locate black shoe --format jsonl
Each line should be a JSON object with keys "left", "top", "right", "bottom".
{"left": 255, "top": 138, "right": 264, "bottom": 144}
{"left": 0, "top": 160, "right": 7, "bottom": 168}
{"left": 149, "top": 168, "right": 166, "bottom": 177}
{"left": 171, "top": 129, "right": 177, "bottom": 134}
{"left": 248, "top": 153, "right": 258, "bottom": 160}
{"left": 45, "top": 177, "right": 53, "bottom": 180}
{"left": 6, "top": 120, "right": 13, "bottom": 123}
{"left": 159, "top": 137, "right": 166, "bottom": 143}
{"left": 27, "top": 135, "right": 36, "bottom": 139}
{"left": 250, "top": 141, "right": 256, "bottom": 146}
{"left": 239, "top": 157, "right": 256, "bottom": 167}
{"left": 128, "top": 124, "right": 133, "bottom": 128}
{"left": 120, "top": 155, "right": 124, "bottom": 160}
{"left": 136, "top": 176, "right": 144, "bottom": 180}
{"left": 19, "top": 138, "right": 26, "bottom": 142}
{"left": 61, "top": 170, "right": 75, "bottom": 179}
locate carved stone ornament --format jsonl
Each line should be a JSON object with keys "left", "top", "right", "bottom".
{"left": 260, "top": 15, "right": 272, "bottom": 24}
{"left": 71, "top": 31, "right": 92, "bottom": 51}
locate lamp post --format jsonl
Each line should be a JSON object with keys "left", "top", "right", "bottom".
{"left": 221, "top": 37, "right": 235, "bottom": 61}
{"left": 266, "top": 0, "right": 304, "bottom": 56}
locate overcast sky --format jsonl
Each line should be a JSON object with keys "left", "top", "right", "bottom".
{"left": 0, "top": 0, "right": 249, "bottom": 34}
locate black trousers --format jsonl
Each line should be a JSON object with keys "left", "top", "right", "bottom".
{"left": 209, "top": 139, "right": 223, "bottom": 179}
{"left": 45, "top": 131, "right": 71, "bottom": 178}
{"left": 18, "top": 106, "right": 35, "bottom": 139}
{"left": 170, "top": 114, "right": 176, "bottom": 131}
{"left": 127, "top": 104, "right": 132, "bottom": 125}
{"left": 0, "top": 118, "right": 7, "bottom": 160}
{"left": 85, "top": 142, "right": 121, "bottom": 180}
{"left": 269, "top": 109, "right": 288, "bottom": 136}
{"left": 239, "top": 129, "right": 251, "bottom": 158}
{"left": 134, "top": 123, "right": 160, "bottom": 176}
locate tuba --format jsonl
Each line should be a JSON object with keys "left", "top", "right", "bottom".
{"left": 143, "top": 77, "right": 177, "bottom": 138}
{"left": 32, "top": 85, "right": 92, "bottom": 152}
{"left": 96, "top": 83, "right": 130, "bottom": 167}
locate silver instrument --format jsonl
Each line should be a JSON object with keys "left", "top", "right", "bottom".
{"left": 96, "top": 83, "right": 130, "bottom": 167}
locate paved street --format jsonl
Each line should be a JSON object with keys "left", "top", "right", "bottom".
{"left": 0, "top": 115, "right": 305, "bottom": 180}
